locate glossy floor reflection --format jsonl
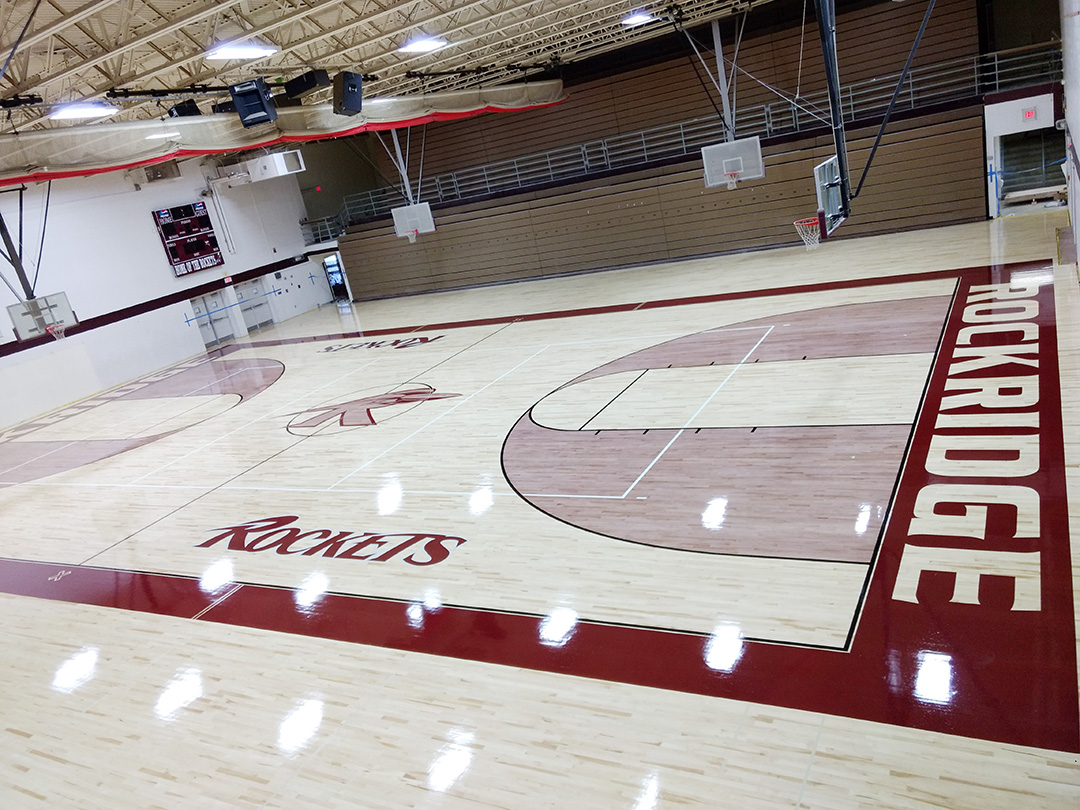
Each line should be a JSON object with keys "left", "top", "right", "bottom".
{"left": 1, "top": 212, "right": 1079, "bottom": 808}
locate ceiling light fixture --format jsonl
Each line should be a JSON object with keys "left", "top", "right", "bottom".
{"left": 49, "top": 102, "right": 119, "bottom": 120}
{"left": 621, "top": 10, "right": 656, "bottom": 26}
{"left": 145, "top": 132, "right": 181, "bottom": 140}
{"left": 204, "top": 42, "right": 280, "bottom": 60}
{"left": 398, "top": 36, "right": 448, "bottom": 54}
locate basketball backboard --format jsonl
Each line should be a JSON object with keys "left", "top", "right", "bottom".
{"left": 702, "top": 136, "right": 765, "bottom": 189}
{"left": 814, "top": 156, "right": 846, "bottom": 234}
{"left": 391, "top": 202, "right": 436, "bottom": 243}
{"left": 6, "top": 291, "right": 77, "bottom": 340}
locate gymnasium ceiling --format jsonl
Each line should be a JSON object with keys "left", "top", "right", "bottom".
{"left": 0, "top": 0, "right": 782, "bottom": 133}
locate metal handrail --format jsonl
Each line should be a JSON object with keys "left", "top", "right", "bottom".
{"left": 302, "top": 43, "right": 1062, "bottom": 244}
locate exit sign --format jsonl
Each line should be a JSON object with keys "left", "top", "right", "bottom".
{"left": 1022, "top": 108, "right": 1037, "bottom": 121}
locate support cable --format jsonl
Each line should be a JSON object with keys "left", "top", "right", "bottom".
{"left": 851, "top": 0, "right": 936, "bottom": 199}
{"left": 0, "top": 268, "right": 20, "bottom": 299}
{"left": 0, "top": 0, "right": 42, "bottom": 84}
{"left": 685, "top": 27, "right": 830, "bottom": 125}
{"left": 674, "top": 20, "right": 728, "bottom": 122}
{"left": 342, "top": 137, "right": 408, "bottom": 201}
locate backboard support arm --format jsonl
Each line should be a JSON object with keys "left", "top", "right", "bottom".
{"left": 813, "top": 0, "right": 852, "bottom": 219}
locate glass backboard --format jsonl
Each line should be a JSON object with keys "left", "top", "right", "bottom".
{"left": 814, "top": 156, "right": 846, "bottom": 235}
{"left": 6, "top": 291, "right": 77, "bottom": 340}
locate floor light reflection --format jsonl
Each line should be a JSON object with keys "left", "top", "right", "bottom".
{"left": 705, "top": 622, "right": 744, "bottom": 672}
{"left": 52, "top": 647, "right": 98, "bottom": 694}
{"left": 914, "top": 651, "right": 954, "bottom": 705}
{"left": 427, "top": 728, "right": 475, "bottom": 793}
{"left": 278, "top": 698, "right": 324, "bottom": 755}
{"left": 199, "top": 558, "right": 234, "bottom": 594}
{"left": 154, "top": 668, "right": 203, "bottom": 720}
{"left": 539, "top": 606, "right": 579, "bottom": 648}
{"left": 701, "top": 496, "right": 728, "bottom": 531}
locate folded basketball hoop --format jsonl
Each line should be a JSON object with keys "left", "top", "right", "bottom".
{"left": 45, "top": 322, "right": 67, "bottom": 340}
{"left": 793, "top": 217, "right": 822, "bottom": 251}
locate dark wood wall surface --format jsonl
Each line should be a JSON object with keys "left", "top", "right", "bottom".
{"left": 374, "top": 0, "right": 978, "bottom": 181}
{"left": 340, "top": 106, "right": 986, "bottom": 300}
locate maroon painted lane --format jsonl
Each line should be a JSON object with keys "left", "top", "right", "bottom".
{"left": 1, "top": 259, "right": 1075, "bottom": 752}
{"left": 0, "top": 558, "right": 221, "bottom": 618}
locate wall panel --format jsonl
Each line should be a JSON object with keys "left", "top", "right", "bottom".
{"left": 341, "top": 107, "right": 986, "bottom": 300}
{"left": 377, "top": 0, "right": 979, "bottom": 183}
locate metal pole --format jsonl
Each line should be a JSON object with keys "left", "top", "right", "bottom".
{"left": 813, "top": 0, "right": 851, "bottom": 217}
{"left": 390, "top": 129, "right": 415, "bottom": 205}
{"left": 711, "top": 19, "right": 735, "bottom": 141}
{"left": 0, "top": 209, "right": 33, "bottom": 299}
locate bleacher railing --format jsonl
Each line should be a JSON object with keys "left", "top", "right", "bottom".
{"left": 302, "top": 43, "right": 1061, "bottom": 244}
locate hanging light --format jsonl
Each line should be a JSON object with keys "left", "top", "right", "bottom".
{"left": 398, "top": 35, "right": 448, "bottom": 53}
{"left": 621, "top": 10, "right": 656, "bottom": 26}
{"left": 49, "top": 101, "right": 119, "bottom": 120}
{"left": 204, "top": 41, "right": 280, "bottom": 60}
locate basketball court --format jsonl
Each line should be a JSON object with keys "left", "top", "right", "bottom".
{"left": 1, "top": 210, "right": 1077, "bottom": 806}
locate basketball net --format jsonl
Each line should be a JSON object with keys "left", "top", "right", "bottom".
{"left": 793, "top": 217, "right": 821, "bottom": 251}
{"left": 724, "top": 172, "right": 739, "bottom": 191}
{"left": 46, "top": 322, "right": 67, "bottom": 340}
{"left": 407, "top": 229, "right": 418, "bottom": 244}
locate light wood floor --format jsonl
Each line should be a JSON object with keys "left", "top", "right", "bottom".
{"left": 1, "top": 211, "right": 1078, "bottom": 808}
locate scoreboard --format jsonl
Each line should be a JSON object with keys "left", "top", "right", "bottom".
{"left": 152, "top": 201, "right": 225, "bottom": 277}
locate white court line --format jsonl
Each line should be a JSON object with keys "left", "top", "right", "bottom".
{"left": 191, "top": 583, "right": 243, "bottom": 619}
{"left": 330, "top": 346, "right": 549, "bottom": 489}
{"left": 172, "top": 364, "right": 276, "bottom": 398}
{"left": 445, "top": 324, "right": 778, "bottom": 354}
{"left": 619, "top": 324, "right": 773, "bottom": 498}
{"left": 0, "top": 479, "right": 524, "bottom": 500}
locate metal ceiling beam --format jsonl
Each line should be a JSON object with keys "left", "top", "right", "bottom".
{"left": 3, "top": 0, "right": 253, "bottom": 96}
{"left": 0, "top": 0, "right": 768, "bottom": 132}
{"left": 0, "top": 0, "right": 128, "bottom": 57}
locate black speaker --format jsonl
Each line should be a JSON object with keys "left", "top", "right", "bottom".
{"left": 167, "top": 99, "right": 201, "bottom": 118}
{"left": 228, "top": 78, "right": 277, "bottom": 128}
{"left": 284, "top": 69, "right": 330, "bottom": 99}
{"left": 332, "top": 71, "right": 362, "bottom": 116}
{"left": 271, "top": 94, "right": 304, "bottom": 108}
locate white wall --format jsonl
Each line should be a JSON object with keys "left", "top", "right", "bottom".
{"left": 0, "top": 157, "right": 307, "bottom": 332}
{"left": 0, "top": 155, "right": 317, "bottom": 430}
{"left": 0, "top": 303, "right": 199, "bottom": 429}
{"left": 263, "top": 257, "right": 334, "bottom": 324}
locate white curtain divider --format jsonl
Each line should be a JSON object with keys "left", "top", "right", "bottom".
{"left": 0, "top": 80, "right": 565, "bottom": 186}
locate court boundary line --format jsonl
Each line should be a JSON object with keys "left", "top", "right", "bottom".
{"left": 843, "top": 278, "right": 961, "bottom": 648}
{"left": 0, "top": 555, "right": 854, "bottom": 652}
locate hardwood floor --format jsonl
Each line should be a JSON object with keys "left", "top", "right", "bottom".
{"left": 1, "top": 211, "right": 1077, "bottom": 808}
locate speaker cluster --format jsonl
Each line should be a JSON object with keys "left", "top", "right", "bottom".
{"left": 206, "top": 70, "right": 362, "bottom": 128}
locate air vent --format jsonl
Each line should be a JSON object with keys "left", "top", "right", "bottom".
{"left": 143, "top": 160, "right": 181, "bottom": 182}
